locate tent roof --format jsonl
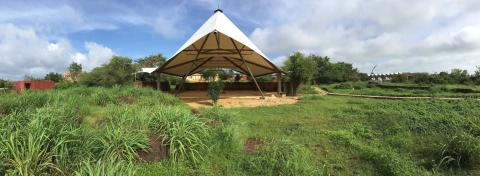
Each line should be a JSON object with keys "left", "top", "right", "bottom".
{"left": 155, "top": 9, "right": 283, "bottom": 77}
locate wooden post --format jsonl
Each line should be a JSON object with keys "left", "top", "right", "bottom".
{"left": 277, "top": 72, "right": 282, "bottom": 95}
{"left": 156, "top": 72, "right": 162, "bottom": 91}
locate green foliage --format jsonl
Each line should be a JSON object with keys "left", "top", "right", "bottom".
{"left": 243, "top": 139, "right": 319, "bottom": 176}
{"left": 207, "top": 81, "right": 224, "bottom": 105}
{"left": 74, "top": 156, "right": 137, "bottom": 176}
{"left": 283, "top": 52, "right": 316, "bottom": 96}
{"left": 136, "top": 54, "right": 166, "bottom": 67}
{"left": 218, "top": 70, "right": 234, "bottom": 80}
{"left": 44, "top": 72, "right": 63, "bottom": 83}
{"left": 312, "top": 55, "right": 367, "bottom": 84}
{"left": 80, "top": 56, "right": 137, "bottom": 87}
{"left": 148, "top": 106, "right": 210, "bottom": 165}
{"left": 0, "top": 79, "right": 12, "bottom": 88}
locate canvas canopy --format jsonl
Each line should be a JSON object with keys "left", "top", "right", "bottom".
{"left": 155, "top": 9, "right": 283, "bottom": 77}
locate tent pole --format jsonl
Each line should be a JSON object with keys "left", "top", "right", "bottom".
{"left": 230, "top": 38, "right": 265, "bottom": 99}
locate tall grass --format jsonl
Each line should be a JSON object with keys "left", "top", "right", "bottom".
{"left": 148, "top": 106, "right": 210, "bottom": 165}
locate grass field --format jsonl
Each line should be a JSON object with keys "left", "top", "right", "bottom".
{"left": 1, "top": 87, "right": 479, "bottom": 175}
{"left": 322, "top": 82, "right": 480, "bottom": 98}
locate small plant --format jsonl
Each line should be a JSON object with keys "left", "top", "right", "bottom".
{"left": 207, "top": 81, "right": 224, "bottom": 105}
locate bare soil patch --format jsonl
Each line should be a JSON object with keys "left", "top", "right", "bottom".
{"left": 138, "top": 134, "right": 169, "bottom": 162}
{"left": 244, "top": 138, "right": 264, "bottom": 154}
{"left": 177, "top": 90, "right": 298, "bottom": 109}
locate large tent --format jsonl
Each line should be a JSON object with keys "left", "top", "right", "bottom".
{"left": 154, "top": 9, "right": 284, "bottom": 97}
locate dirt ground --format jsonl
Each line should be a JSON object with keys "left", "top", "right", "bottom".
{"left": 176, "top": 90, "right": 298, "bottom": 109}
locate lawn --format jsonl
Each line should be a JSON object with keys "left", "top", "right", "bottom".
{"left": 1, "top": 87, "right": 479, "bottom": 175}
{"left": 321, "top": 82, "right": 480, "bottom": 98}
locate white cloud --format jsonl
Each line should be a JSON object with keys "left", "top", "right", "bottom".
{"left": 239, "top": 0, "right": 480, "bottom": 74}
{"left": 0, "top": 24, "right": 114, "bottom": 80}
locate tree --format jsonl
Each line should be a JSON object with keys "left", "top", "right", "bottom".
{"left": 311, "top": 55, "right": 365, "bottom": 83}
{"left": 450, "top": 69, "right": 470, "bottom": 84}
{"left": 283, "top": 52, "right": 316, "bottom": 96}
{"left": 218, "top": 70, "right": 234, "bottom": 80}
{"left": 80, "top": 56, "right": 137, "bottom": 87}
{"left": 200, "top": 69, "right": 219, "bottom": 81}
{"left": 68, "top": 62, "right": 82, "bottom": 82}
{"left": 44, "top": 72, "right": 63, "bottom": 83}
{"left": 473, "top": 66, "right": 480, "bottom": 85}
{"left": 136, "top": 54, "right": 166, "bottom": 67}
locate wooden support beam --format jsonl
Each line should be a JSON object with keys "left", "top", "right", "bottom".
{"left": 175, "top": 33, "right": 211, "bottom": 96}
{"left": 223, "top": 56, "right": 249, "bottom": 74}
{"left": 230, "top": 38, "right": 265, "bottom": 99}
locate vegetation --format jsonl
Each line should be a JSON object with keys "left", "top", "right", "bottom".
{"left": 80, "top": 56, "right": 137, "bottom": 87}
{"left": 323, "top": 81, "right": 480, "bottom": 98}
{"left": 68, "top": 62, "right": 83, "bottom": 82}
{"left": 0, "top": 79, "right": 12, "bottom": 88}
{"left": 312, "top": 55, "right": 368, "bottom": 83}
{"left": 44, "top": 72, "right": 63, "bottom": 82}
{"left": 283, "top": 52, "right": 316, "bottom": 96}
{"left": 207, "top": 81, "right": 225, "bottom": 105}
{"left": 135, "top": 54, "right": 166, "bottom": 68}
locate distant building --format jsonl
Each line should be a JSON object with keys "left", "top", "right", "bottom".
{"left": 63, "top": 71, "right": 84, "bottom": 82}
{"left": 12, "top": 80, "right": 55, "bottom": 92}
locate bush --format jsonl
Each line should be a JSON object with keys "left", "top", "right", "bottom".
{"left": 207, "top": 81, "right": 224, "bottom": 105}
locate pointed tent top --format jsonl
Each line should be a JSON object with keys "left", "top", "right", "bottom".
{"left": 156, "top": 10, "right": 283, "bottom": 77}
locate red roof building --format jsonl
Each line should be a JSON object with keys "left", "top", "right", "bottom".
{"left": 12, "top": 80, "right": 55, "bottom": 92}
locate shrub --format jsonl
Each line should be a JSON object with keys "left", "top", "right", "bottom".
{"left": 243, "top": 139, "right": 318, "bottom": 176}
{"left": 207, "top": 81, "right": 224, "bottom": 105}
{"left": 148, "top": 106, "right": 210, "bottom": 165}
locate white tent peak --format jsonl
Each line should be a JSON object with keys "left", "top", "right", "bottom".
{"left": 171, "top": 9, "right": 268, "bottom": 60}
{"left": 156, "top": 9, "right": 282, "bottom": 77}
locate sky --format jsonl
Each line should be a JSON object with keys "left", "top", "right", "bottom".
{"left": 1, "top": 0, "right": 480, "bottom": 80}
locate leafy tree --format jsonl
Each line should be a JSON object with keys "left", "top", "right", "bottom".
{"left": 0, "top": 79, "right": 12, "bottom": 88}
{"left": 136, "top": 54, "right": 166, "bottom": 67}
{"left": 450, "top": 69, "right": 470, "bottom": 84}
{"left": 311, "top": 55, "right": 365, "bottom": 83}
{"left": 80, "top": 56, "right": 137, "bottom": 87}
{"left": 473, "top": 66, "right": 480, "bottom": 85}
{"left": 68, "top": 62, "right": 82, "bottom": 82}
{"left": 207, "top": 81, "right": 224, "bottom": 105}
{"left": 200, "top": 69, "right": 219, "bottom": 81}
{"left": 283, "top": 52, "right": 316, "bottom": 96}
{"left": 44, "top": 72, "right": 63, "bottom": 83}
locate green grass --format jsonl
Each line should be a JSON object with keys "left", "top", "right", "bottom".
{"left": 1, "top": 86, "right": 479, "bottom": 175}
{"left": 322, "top": 82, "right": 480, "bottom": 98}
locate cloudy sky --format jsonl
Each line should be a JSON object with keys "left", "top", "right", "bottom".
{"left": 1, "top": 0, "right": 480, "bottom": 80}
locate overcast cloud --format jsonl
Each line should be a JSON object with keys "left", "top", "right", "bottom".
{"left": 1, "top": 0, "right": 480, "bottom": 80}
